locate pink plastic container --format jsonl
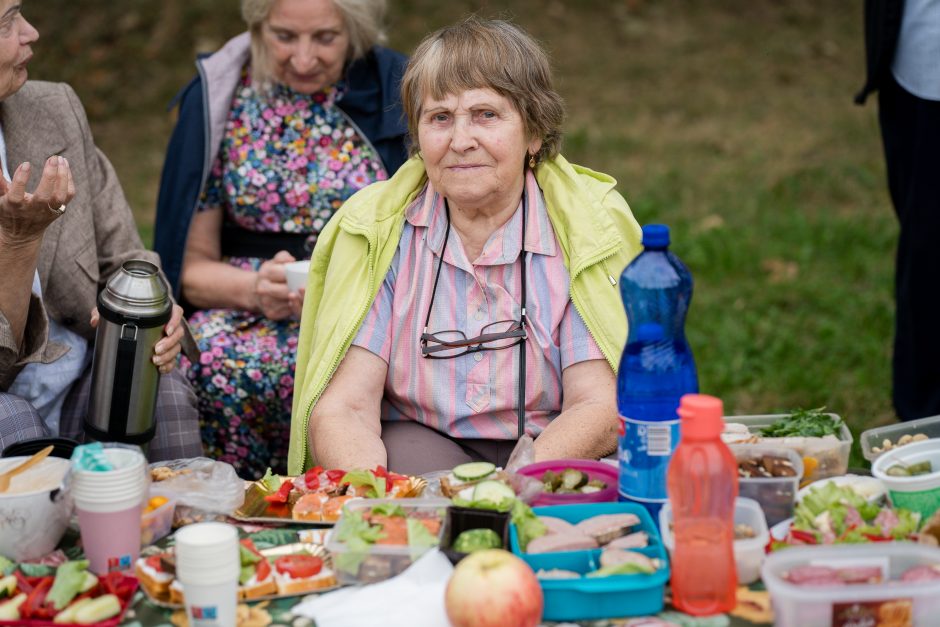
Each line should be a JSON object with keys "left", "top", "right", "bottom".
{"left": 517, "top": 459, "right": 618, "bottom": 506}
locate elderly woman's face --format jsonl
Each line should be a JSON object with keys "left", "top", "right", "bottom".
{"left": 0, "top": 1, "right": 37, "bottom": 102}
{"left": 418, "top": 88, "right": 542, "bottom": 214}
{"left": 262, "top": 0, "right": 349, "bottom": 94}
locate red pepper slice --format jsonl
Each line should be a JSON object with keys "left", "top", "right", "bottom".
{"left": 862, "top": 533, "right": 894, "bottom": 542}
{"left": 13, "top": 570, "right": 34, "bottom": 594}
{"left": 21, "top": 577, "right": 54, "bottom": 619}
{"left": 264, "top": 480, "right": 294, "bottom": 503}
{"left": 373, "top": 465, "right": 388, "bottom": 479}
{"left": 788, "top": 529, "right": 818, "bottom": 544}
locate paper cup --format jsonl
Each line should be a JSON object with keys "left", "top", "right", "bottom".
{"left": 872, "top": 438, "right": 940, "bottom": 519}
{"left": 71, "top": 448, "right": 148, "bottom": 575}
{"left": 285, "top": 260, "right": 310, "bottom": 293}
{"left": 176, "top": 522, "right": 239, "bottom": 627}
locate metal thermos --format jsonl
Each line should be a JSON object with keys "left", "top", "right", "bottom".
{"left": 85, "top": 259, "right": 171, "bottom": 447}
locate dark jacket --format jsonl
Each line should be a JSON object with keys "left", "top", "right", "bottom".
{"left": 855, "top": 0, "right": 905, "bottom": 104}
{"left": 153, "top": 38, "right": 409, "bottom": 298}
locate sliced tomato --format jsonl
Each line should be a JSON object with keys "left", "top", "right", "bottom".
{"left": 304, "top": 466, "right": 324, "bottom": 490}
{"left": 145, "top": 555, "right": 163, "bottom": 571}
{"left": 274, "top": 554, "right": 323, "bottom": 579}
{"left": 256, "top": 556, "right": 272, "bottom": 581}
{"left": 325, "top": 469, "right": 346, "bottom": 484}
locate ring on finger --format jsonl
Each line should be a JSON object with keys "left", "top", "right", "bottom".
{"left": 46, "top": 202, "right": 66, "bottom": 216}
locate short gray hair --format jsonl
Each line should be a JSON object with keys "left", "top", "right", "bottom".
{"left": 400, "top": 16, "right": 565, "bottom": 164}
{"left": 241, "top": 0, "right": 387, "bottom": 87}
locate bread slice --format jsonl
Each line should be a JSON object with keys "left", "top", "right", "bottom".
{"left": 135, "top": 558, "right": 174, "bottom": 601}
{"left": 274, "top": 568, "right": 337, "bottom": 595}
{"left": 169, "top": 579, "right": 185, "bottom": 605}
{"left": 292, "top": 492, "right": 329, "bottom": 522}
{"left": 239, "top": 573, "right": 277, "bottom": 600}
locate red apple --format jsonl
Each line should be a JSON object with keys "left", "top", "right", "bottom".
{"left": 445, "top": 549, "right": 543, "bottom": 627}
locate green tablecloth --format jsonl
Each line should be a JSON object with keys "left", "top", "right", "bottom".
{"left": 107, "top": 524, "right": 770, "bottom": 627}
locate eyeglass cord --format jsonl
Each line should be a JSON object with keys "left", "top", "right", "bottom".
{"left": 424, "top": 188, "right": 529, "bottom": 439}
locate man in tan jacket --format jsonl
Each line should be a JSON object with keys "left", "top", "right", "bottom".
{"left": 0, "top": 2, "right": 201, "bottom": 460}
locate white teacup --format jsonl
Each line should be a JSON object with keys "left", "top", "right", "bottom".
{"left": 285, "top": 260, "right": 311, "bottom": 293}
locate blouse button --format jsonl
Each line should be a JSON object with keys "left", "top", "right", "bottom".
{"left": 473, "top": 353, "right": 483, "bottom": 362}
{"left": 473, "top": 311, "right": 484, "bottom": 321}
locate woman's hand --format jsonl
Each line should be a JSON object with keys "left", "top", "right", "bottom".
{"left": 288, "top": 286, "right": 305, "bottom": 319}
{"left": 254, "top": 250, "right": 296, "bottom": 320}
{"left": 0, "top": 156, "right": 75, "bottom": 246}
{"left": 91, "top": 304, "right": 185, "bottom": 374}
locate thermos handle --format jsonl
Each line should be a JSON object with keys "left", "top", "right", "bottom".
{"left": 108, "top": 323, "right": 138, "bottom": 438}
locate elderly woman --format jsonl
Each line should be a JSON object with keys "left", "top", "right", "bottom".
{"left": 288, "top": 17, "right": 642, "bottom": 476}
{"left": 153, "top": 0, "right": 408, "bottom": 477}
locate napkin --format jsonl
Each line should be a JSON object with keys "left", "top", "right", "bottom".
{"left": 292, "top": 548, "right": 454, "bottom": 627}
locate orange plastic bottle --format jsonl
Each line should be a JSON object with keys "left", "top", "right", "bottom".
{"left": 666, "top": 394, "right": 738, "bottom": 615}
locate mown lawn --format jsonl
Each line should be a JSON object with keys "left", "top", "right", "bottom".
{"left": 26, "top": 1, "right": 894, "bottom": 464}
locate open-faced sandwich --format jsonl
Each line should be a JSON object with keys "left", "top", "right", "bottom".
{"left": 271, "top": 552, "right": 336, "bottom": 594}
{"left": 238, "top": 538, "right": 277, "bottom": 600}
{"left": 439, "top": 462, "right": 517, "bottom": 502}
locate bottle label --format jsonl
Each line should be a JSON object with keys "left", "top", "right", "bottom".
{"left": 617, "top": 415, "right": 680, "bottom": 501}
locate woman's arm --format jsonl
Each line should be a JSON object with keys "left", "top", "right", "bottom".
{"left": 533, "top": 359, "right": 619, "bottom": 460}
{"left": 180, "top": 207, "right": 257, "bottom": 310}
{"left": 308, "top": 345, "right": 388, "bottom": 470}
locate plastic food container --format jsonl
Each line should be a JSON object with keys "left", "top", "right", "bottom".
{"left": 326, "top": 497, "right": 450, "bottom": 585}
{"left": 797, "top": 474, "right": 886, "bottom": 504}
{"left": 659, "top": 497, "right": 769, "bottom": 585}
{"left": 871, "top": 439, "right": 940, "bottom": 519}
{"left": 724, "top": 414, "right": 852, "bottom": 482}
{"left": 516, "top": 459, "right": 618, "bottom": 506}
{"left": 762, "top": 542, "right": 940, "bottom": 627}
{"left": 732, "top": 445, "right": 803, "bottom": 527}
{"left": 441, "top": 506, "right": 510, "bottom": 565}
{"left": 140, "top": 488, "right": 177, "bottom": 546}
{"left": 509, "top": 502, "right": 669, "bottom": 621}
{"left": 861, "top": 414, "right": 940, "bottom": 461}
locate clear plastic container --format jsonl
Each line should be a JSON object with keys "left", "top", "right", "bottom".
{"left": 723, "top": 414, "right": 851, "bottom": 482}
{"left": 762, "top": 542, "right": 940, "bottom": 627}
{"left": 731, "top": 445, "right": 803, "bottom": 527}
{"left": 140, "top": 487, "right": 176, "bottom": 546}
{"left": 660, "top": 497, "right": 769, "bottom": 585}
{"left": 861, "top": 414, "right": 940, "bottom": 461}
{"left": 326, "top": 497, "right": 449, "bottom": 585}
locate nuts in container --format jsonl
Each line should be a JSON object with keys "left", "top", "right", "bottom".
{"left": 738, "top": 454, "right": 798, "bottom": 479}
{"left": 872, "top": 433, "right": 929, "bottom": 455}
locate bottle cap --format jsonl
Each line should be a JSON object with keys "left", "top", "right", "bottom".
{"left": 677, "top": 393, "right": 724, "bottom": 439}
{"left": 642, "top": 224, "right": 670, "bottom": 249}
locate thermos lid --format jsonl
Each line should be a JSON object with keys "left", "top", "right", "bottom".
{"left": 677, "top": 393, "right": 724, "bottom": 439}
{"left": 641, "top": 224, "right": 670, "bottom": 249}
{"left": 99, "top": 259, "right": 169, "bottom": 317}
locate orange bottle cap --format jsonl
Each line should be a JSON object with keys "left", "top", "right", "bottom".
{"left": 677, "top": 393, "right": 724, "bottom": 439}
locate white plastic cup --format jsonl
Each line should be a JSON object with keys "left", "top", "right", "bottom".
{"left": 71, "top": 448, "right": 148, "bottom": 575}
{"left": 175, "top": 522, "right": 240, "bottom": 627}
{"left": 284, "top": 260, "right": 310, "bottom": 293}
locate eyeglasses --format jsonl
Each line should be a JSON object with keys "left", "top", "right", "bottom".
{"left": 420, "top": 192, "right": 529, "bottom": 438}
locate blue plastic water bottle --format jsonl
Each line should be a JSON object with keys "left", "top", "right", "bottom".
{"left": 617, "top": 224, "right": 698, "bottom": 521}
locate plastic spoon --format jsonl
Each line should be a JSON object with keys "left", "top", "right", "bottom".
{"left": 0, "top": 445, "right": 54, "bottom": 492}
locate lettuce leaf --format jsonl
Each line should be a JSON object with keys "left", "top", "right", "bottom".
{"left": 451, "top": 497, "right": 514, "bottom": 512}
{"left": 511, "top": 500, "right": 547, "bottom": 552}
{"left": 340, "top": 470, "right": 386, "bottom": 498}
{"left": 260, "top": 467, "right": 281, "bottom": 492}
{"left": 406, "top": 519, "right": 439, "bottom": 560}
{"left": 587, "top": 561, "right": 655, "bottom": 577}
{"left": 0, "top": 556, "right": 13, "bottom": 577}
{"left": 370, "top": 503, "right": 406, "bottom": 517}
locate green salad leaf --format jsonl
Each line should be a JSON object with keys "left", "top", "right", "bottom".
{"left": 260, "top": 467, "right": 281, "bottom": 492}
{"left": 792, "top": 482, "right": 920, "bottom": 543}
{"left": 18, "top": 563, "right": 54, "bottom": 578}
{"left": 406, "top": 518, "right": 439, "bottom": 560}
{"left": 370, "top": 503, "right": 406, "bottom": 517}
{"left": 451, "top": 496, "right": 514, "bottom": 512}
{"left": 0, "top": 556, "right": 13, "bottom": 577}
{"left": 340, "top": 469, "right": 386, "bottom": 498}
{"left": 511, "top": 500, "right": 547, "bottom": 552}
{"left": 587, "top": 560, "right": 655, "bottom": 578}
{"left": 760, "top": 407, "right": 843, "bottom": 438}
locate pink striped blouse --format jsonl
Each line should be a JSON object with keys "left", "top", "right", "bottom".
{"left": 352, "top": 170, "right": 604, "bottom": 440}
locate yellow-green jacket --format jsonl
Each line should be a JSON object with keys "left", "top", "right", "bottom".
{"left": 288, "top": 154, "right": 643, "bottom": 474}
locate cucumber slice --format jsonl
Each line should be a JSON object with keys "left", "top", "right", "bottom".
{"left": 452, "top": 462, "right": 496, "bottom": 482}
{"left": 472, "top": 480, "right": 516, "bottom": 504}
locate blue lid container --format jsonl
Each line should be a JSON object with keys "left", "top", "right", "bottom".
{"left": 509, "top": 502, "right": 670, "bottom": 621}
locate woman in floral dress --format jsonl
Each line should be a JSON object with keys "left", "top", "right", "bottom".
{"left": 154, "top": 0, "right": 408, "bottom": 477}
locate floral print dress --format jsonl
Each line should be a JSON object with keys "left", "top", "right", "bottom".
{"left": 181, "top": 68, "right": 387, "bottom": 478}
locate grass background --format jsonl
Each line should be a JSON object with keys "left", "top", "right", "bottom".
{"left": 24, "top": 1, "right": 895, "bottom": 463}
